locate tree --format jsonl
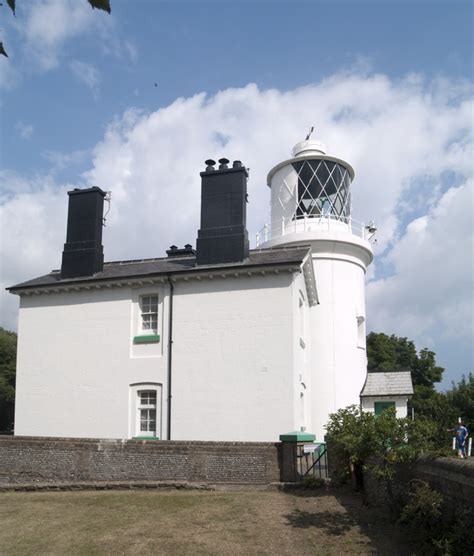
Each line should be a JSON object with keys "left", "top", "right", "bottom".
{"left": 1, "top": 0, "right": 111, "bottom": 58}
{"left": 366, "top": 332, "right": 444, "bottom": 388}
{"left": 446, "top": 373, "right": 474, "bottom": 429}
{"left": 0, "top": 327, "right": 17, "bottom": 433}
{"left": 367, "top": 332, "right": 450, "bottom": 437}
{"left": 366, "top": 332, "right": 473, "bottom": 436}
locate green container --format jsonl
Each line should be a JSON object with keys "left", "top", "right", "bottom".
{"left": 279, "top": 431, "right": 316, "bottom": 442}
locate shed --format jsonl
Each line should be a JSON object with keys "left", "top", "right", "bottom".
{"left": 360, "top": 371, "right": 414, "bottom": 418}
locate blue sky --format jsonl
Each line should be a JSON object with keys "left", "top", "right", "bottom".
{"left": 1, "top": 0, "right": 473, "bottom": 389}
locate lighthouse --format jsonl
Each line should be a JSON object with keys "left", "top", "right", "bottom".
{"left": 10, "top": 132, "right": 376, "bottom": 443}
{"left": 258, "top": 134, "right": 375, "bottom": 439}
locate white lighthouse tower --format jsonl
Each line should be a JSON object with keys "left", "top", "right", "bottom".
{"left": 258, "top": 134, "right": 375, "bottom": 439}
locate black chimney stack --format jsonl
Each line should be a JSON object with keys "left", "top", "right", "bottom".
{"left": 196, "top": 159, "right": 249, "bottom": 265}
{"left": 61, "top": 186, "right": 106, "bottom": 279}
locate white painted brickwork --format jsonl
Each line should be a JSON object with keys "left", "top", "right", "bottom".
{"left": 14, "top": 272, "right": 307, "bottom": 442}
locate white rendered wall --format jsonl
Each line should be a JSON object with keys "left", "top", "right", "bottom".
{"left": 310, "top": 252, "right": 368, "bottom": 438}
{"left": 291, "top": 271, "right": 312, "bottom": 434}
{"left": 14, "top": 271, "right": 304, "bottom": 442}
{"left": 14, "top": 286, "right": 169, "bottom": 439}
{"left": 259, "top": 238, "right": 371, "bottom": 440}
{"left": 361, "top": 397, "right": 410, "bottom": 419}
{"left": 171, "top": 273, "right": 299, "bottom": 442}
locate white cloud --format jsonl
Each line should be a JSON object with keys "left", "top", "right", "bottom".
{"left": 12, "top": 0, "right": 136, "bottom": 73}
{"left": 69, "top": 60, "right": 101, "bottom": 97}
{"left": 366, "top": 181, "right": 473, "bottom": 344}
{"left": 21, "top": 0, "right": 97, "bottom": 70}
{"left": 1, "top": 73, "right": 472, "bottom": 384}
{"left": 123, "top": 41, "right": 138, "bottom": 64}
{"left": 42, "top": 149, "right": 89, "bottom": 172}
{"left": 15, "top": 121, "right": 34, "bottom": 139}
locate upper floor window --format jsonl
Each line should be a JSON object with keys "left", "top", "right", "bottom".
{"left": 140, "top": 295, "right": 158, "bottom": 334}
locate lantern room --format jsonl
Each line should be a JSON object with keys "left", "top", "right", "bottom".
{"left": 265, "top": 138, "right": 356, "bottom": 240}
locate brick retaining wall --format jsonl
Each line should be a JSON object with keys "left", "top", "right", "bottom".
{"left": 0, "top": 436, "right": 282, "bottom": 485}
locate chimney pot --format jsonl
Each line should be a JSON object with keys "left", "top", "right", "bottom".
{"left": 233, "top": 160, "right": 242, "bottom": 168}
{"left": 205, "top": 159, "right": 216, "bottom": 172}
{"left": 218, "top": 158, "right": 229, "bottom": 170}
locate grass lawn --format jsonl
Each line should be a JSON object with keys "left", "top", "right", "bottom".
{"left": 0, "top": 487, "right": 411, "bottom": 555}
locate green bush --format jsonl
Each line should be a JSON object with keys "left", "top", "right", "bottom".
{"left": 399, "top": 480, "right": 443, "bottom": 535}
{"left": 302, "top": 476, "right": 326, "bottom": 489}
{"left": 399, "top": 480, "right": 474, "bottom": 555}
{"left": 325, "top": 405, "right": 440, "bottom": 482}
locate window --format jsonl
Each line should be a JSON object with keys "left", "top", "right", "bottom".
{"left": 299, "top": 291, "right": 305, "bottom": 345}
{"left": 129, "top": 383, "right": 161, "bottom": 439}
{"left": 357, "top": 315, "right": 366, "bottom": 349}
{"left": 374, "top": 401, "right": 395, "bottom": 417}
{"left": 133, "top": 294, "right": 160, "bottom": 344}
{"left": 140, "top": 295, "right": 158, "bottom": 334}
{"left": 138, "top": 390, "right": 157, "bottom": 434}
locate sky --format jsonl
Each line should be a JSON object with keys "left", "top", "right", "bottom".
{"left": 0, "top": 0, "right": 472, "bottom": 390}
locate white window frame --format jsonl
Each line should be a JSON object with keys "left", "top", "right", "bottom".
{"left": 139, "top": 294, "right": 159, "bottom": 335}
{"left": 138, "top": 390, "right": 157, "bottom": 436}
{"left": 129, "top": 383, "right": 162, "bottom": 439}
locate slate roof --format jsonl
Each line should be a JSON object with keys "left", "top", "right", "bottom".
{"left": 360, "top": 371, "right": 414, "bottom": 397}
{"left": 8, "top": 246, "right": 311, "bottom": 292}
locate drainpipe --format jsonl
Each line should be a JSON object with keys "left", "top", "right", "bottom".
{"left": 167, "top": 276, "right": 174, "bottom": 440}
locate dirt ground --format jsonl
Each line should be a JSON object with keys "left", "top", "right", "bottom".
{"left": 0, "top": 485, "right": 412, "bottom": 555}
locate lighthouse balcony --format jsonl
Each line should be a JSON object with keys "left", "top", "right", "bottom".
{"left": 255, "top": 214, "right": 375, "bottom": 248}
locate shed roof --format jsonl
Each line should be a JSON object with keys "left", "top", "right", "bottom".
{"left": 360, "top": 371, "right": 414, "bottom": 397}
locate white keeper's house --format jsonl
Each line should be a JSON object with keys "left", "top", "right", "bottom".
{"left": 9, "top": 136, "right": 378, "bottom": 442}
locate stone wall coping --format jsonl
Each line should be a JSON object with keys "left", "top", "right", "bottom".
{"left": 0, "top": 436, "right": 279, "bottom": 448}
{"left": 415, "top": 456, "right": 474, "bottom": 479}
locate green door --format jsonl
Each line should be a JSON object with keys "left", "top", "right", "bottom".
{"left": 374, "top": 401, "right": 395, "bottom": 416}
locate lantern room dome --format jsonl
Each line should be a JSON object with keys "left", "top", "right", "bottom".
{"left": 292, "top": 138, "right": 327, "bottom": 157}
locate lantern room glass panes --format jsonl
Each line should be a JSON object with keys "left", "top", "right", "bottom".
{"left": 291, "top": 159, "right": 351, "bottom": 221}
{"left": 140, "top": 295, "right": 158, "bottom": 333}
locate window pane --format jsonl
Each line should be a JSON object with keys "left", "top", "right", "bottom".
{"left": 141, "top": 296, "right": 158, "bottom": 332}
{"left": 140, "top": 392, "right": 151, "bottom": 404}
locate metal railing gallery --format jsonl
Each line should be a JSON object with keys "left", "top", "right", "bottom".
{"left": 255, "top": 214, "right": 376, "bottom": 247}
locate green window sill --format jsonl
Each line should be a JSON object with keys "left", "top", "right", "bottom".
{"left": 133, "top": 334, "right": 160, "bottom": 344}
{"left": 133, "top": 436, "right": 160, "bottom": 441}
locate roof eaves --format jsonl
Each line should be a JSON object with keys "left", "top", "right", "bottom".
{"left": 7, "top": 254, "right": 310, "bottom": 296}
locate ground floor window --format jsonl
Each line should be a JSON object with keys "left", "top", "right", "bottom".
{"left": 374, "top": 401, "right": 395, "bottom": 416}
{"left": 138, "top": 390, "right": 157, "bottom": 434}
{"left": 130, "top": 383, "right": 161, "bottom": 439}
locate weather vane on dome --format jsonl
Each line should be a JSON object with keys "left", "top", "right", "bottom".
{"left": 305, "top": 126, "right": 315, "bottom": 141}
